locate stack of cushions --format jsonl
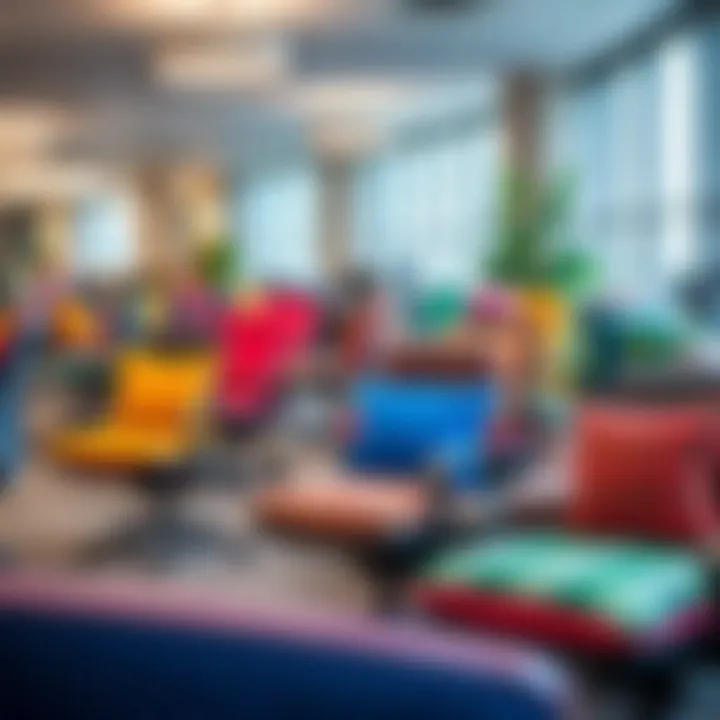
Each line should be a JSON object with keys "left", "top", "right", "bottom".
{"left": 418, "top": 532, "right": 706, "bottom": 655}
{"left": 51, "top": 349, "right": 215, "bottom": 472}
{"left": 255, "top": 352, "right": 496, "bottom": 543}
{"left": 413, "top": 404, "right": 717, "bottom": 656}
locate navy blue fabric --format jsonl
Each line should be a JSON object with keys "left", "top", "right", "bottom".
{"left": 0, "top": 608, "right": 560, "bottom": 720}
{"left": 0, "top": 335, "right": 33, "bottom": 480}
{"left": 343, "top": 375, "right": 496, "bottom": 484}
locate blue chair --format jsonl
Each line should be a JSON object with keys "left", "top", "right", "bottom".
{"left": 0, "top": 571, "right": 573, "bottom": 720}
{"left": 255, "top": 369, "right": 497, "bottom": 549}
{"left": 343, "top": 373, "right": 497, "bottom": 492}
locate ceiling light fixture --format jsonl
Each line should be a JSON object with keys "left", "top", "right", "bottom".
{"left": 155, "top": 37, "right": 289, "bottom": 89}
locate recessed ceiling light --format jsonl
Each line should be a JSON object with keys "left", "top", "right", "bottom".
{"left": 155, "top": 37, "right": 288, "bottom": 89}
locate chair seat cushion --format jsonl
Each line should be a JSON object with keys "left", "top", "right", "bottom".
{"left": 51, "top": 424, "right": 191, "bottom": 471}
{"left": 255, "top": 479, "right": 429, "bottom": 542}
{"left": 414, "top": 532, "right": 710, "bottom": 655}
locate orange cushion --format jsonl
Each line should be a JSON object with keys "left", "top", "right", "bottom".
{"left": 51, "top": 424, "right": 190, "bottom": 472}
{"left": 570, "top": 404, "right": 718, "bottom": 544}
{"left": 255, "top": 479, "right": 429, "bottom": 542}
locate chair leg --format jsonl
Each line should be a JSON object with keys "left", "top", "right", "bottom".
{"left": 79, "top": 474, "right": 244, "bottom": 571}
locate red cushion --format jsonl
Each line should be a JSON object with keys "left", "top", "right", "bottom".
{"left": 270, "top": 289, "right": 319, "bottom": 361}
{"left": 570, "top": 404, "right": 719, "bottom": 544}
{"left": 412, "top": 584, "right": 709, "bottom": 657}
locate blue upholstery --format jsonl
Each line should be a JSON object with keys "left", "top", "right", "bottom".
{"left": 0, "top": 575, "right": 569, "bottom": 720}
{"left": 343, "top": 375, "right": 496, "bottom": 487}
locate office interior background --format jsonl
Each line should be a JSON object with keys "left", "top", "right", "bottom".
{"left": 0, "top": 2, "right": 719, "bottom": 720}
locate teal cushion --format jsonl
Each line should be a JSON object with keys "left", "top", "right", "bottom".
{"left": 422, "top": 532, "right": 708, "bottom": 632}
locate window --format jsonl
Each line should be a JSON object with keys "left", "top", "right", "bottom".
{"left": 550, "top": 30, "right": 700, "bottom": 300}
{"left": 352, "top": 125, "right": 500, "bottom": 291}
{"left": 233, "top": 166, "right": 319, "bottom": 284}
{"left": 659, "top": 32, "right": 698, "bottom": 277}
{"left": 73, "top": 194, "right": 136, "bottom": 278}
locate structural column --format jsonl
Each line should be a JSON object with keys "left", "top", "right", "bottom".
{"left": 133, "top": 163, "right": 229, "bottom": 278}
{"left": 502, "top": 72, "right": 546, "bottom": 193}
{"left": 36, "top": 201, "right": 72, "bottom": 272}
{"left": 134, "top": 165, "right": 185, "bottom": 278}
{"left": 317, "top": 155, "right": 356, "bottom": 286}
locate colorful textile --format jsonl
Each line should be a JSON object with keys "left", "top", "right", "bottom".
{"left": 422, "top": 532, "right": 707, "bottom": 633}
{"left": 570, "top": 404, "right": 718, "bottom": 543}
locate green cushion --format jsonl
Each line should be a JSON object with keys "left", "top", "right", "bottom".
{"left": 422, "top": 532, "right": 708, "bottom": 633}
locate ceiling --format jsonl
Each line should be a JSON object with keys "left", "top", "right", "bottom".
{"left": 0, "top": 0, "right": 682, "bottom": 196}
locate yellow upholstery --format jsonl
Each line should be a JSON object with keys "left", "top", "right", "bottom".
{"left": 51, "top": 425, "right": 190, "bottom": 471}
{"left": 111, "top": 351, "right": 215, "bottom": 430}
{"left": 518, "top": 289, "right": 569, "bottom": 360}
{"left": 52, "top": 350, "right": 216, "bottom": 472}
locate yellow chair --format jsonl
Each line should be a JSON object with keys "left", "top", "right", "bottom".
{"left": 52, "top": 349, "right": 216, "bottom": 473}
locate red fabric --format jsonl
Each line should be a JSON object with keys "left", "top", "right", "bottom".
{"left": 569, "top": 404, "right": 719, "bottom": 544}
{"left": 412, "top": 584, "right": 708, "bottom": 656}
{"left": 270, "top": 289, "right": 319, "bottom": 368}
{"left": 217, "top": 292, "right": 318, "bottom": 419}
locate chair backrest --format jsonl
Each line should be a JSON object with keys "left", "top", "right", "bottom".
{"left": 217, "top": 291, "right": 318, "bottom": 418}
{"left": 269, "top": 288, "right": 319, "bottom": 366}
{"left": 0, "top": 571, "right": 571, "bottom": 720}
{"left": 111, "top": 349, "right": 215, "bottom": 433}
{"left": 569, "top": 403, "right": 719, "bottom": 544}
{"left": 343, "top": 373, "right": 496, "bottom": 475}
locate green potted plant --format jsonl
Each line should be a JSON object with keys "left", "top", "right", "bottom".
{"left": 194, "top": 233, "right": 241, "bottom": 295}
{"left": 486, "top": 167, "right": 596, "bottom": 371}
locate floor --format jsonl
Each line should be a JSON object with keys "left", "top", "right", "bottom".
{"left": 0, "top": 448, "right": 374, "bottom": 613}
{"left": 1, "top": 392, "right": 718, "bottom": 720}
